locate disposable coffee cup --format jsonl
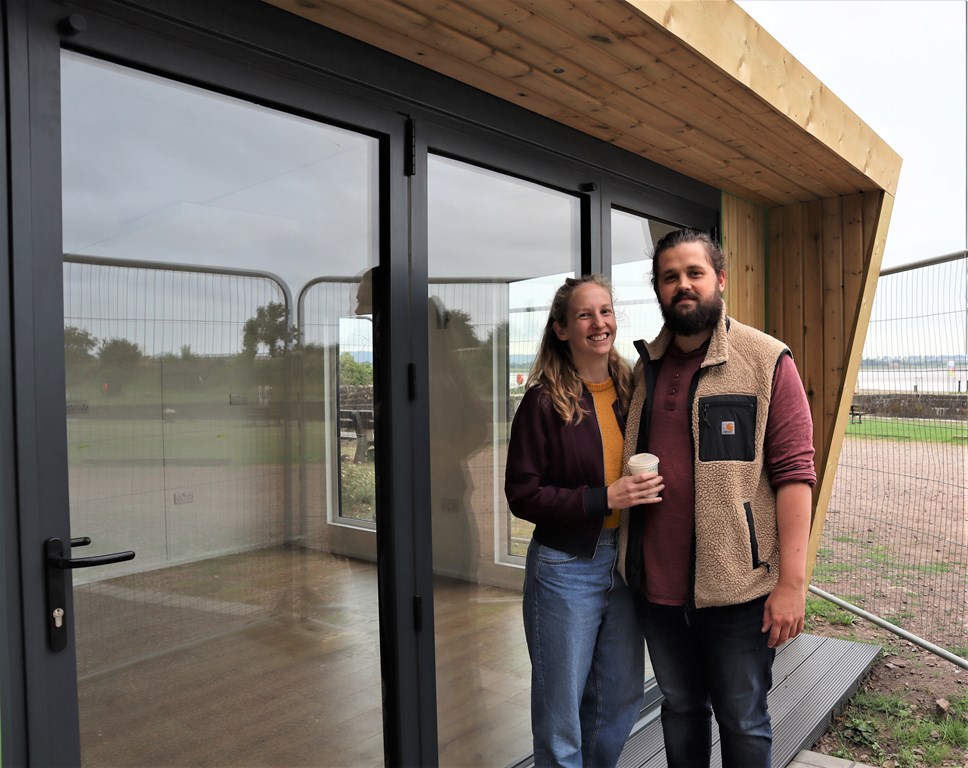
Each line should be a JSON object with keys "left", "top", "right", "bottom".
{"left": 627, "top": 452, "right": 659, "bottom": 475}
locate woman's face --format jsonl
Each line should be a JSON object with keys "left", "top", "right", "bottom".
{"left": 553, "top": 283, "right": 617, "bottom": 371}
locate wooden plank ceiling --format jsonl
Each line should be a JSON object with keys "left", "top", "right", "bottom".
{"left": 263, "top": 0, "right": 900, "bottom": 207}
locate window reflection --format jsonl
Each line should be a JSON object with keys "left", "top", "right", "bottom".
{"left": 610, "top": 209, "right": 678, "bottom": 362}
{"left": 62, "top": 50, "right": 382, "bottom": 767}
{"left": 427, "top": 155, "right": 579, "bottom": 765}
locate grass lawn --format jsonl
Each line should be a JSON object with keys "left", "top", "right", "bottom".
{"left": 846, "top": 416, "right": 967, "bottom": 444}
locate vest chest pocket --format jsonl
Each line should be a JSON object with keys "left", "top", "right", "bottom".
{"left": 698, "top": 395, "right": 757, "bottom": 461}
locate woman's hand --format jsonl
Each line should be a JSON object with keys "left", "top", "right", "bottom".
{"left": 607, "top": 472, "right": 663, "bottom": 509}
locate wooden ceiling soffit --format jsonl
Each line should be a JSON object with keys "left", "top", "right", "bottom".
{"left": 264, "top": 0, "right": 901, "bottom": 207}
{"left": 625, "top": 1, "right": 901, "bottom": 197}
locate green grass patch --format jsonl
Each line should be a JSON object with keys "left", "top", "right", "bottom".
{"left": 830, "top": 690, "right": 968, "bottom": 767}
{"left": 906, "top": 561, "right": 955, "bottom": 575}
{"left": 339, "top": 458, "right": 376, "bottom": 521}
{"left": 812, "top": 561, "right": 858, "bottom": 580}
{"left": 846, "top": 415, "right": 966, "bottom": 444}
{"left": 805, "top": 596, "right": 855, "bottom": 627}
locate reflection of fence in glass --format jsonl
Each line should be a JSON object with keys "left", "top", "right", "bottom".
{"left": 63, "top": 257, "right": 291, "bottom": 581}
{"left": 820, "top": 252, "right": 967, "bottom": 652}
{"left": 63, "top": 258, "right": 296, "bottom": 665}
{"left": 297, "top": 280, "right": 373, "bottom": 526}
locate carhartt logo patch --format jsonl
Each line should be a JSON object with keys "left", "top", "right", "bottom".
{"left": 721, "top": 421, "right": 736, "bottom": 436}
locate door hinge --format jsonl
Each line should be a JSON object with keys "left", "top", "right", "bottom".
{"left": 407, "top": 362, "right": 416, "bottom": 401}
{"left": 404, "top": 117, "right": 416, "bottom": 177}
{"left": 413, "top": 594, "right": 422, "bottom": 632}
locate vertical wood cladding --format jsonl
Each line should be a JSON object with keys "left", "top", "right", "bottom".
{"left": 723, "top": 190, "right": 888, "bottom": 577}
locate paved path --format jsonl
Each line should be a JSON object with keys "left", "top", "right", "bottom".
{"left": 790, "top": 750, "right": 877, "bottom": 768}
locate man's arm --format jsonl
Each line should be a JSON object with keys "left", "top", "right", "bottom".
{"left": 761, "top": 481, "right": 811, "bottom": 647}
{"left": 761, "top": 353, "right": 817, "bottom": 648}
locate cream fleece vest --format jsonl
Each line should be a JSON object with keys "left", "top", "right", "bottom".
{"left": 618, "top": 314, "right": 789, "bottom": 608}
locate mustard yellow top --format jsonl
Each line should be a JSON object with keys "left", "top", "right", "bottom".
{"left": 584, "top": 378, "right": 622, "bottom": 529}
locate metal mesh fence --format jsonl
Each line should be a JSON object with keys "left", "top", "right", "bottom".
{"left": 63, "top": 258, "right": 291, "bottom": 565}
{"left": 817, "top": 252, "right": 968, "bottom": 652}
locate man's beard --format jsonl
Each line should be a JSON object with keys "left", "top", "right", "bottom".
{"left": 660, "top": 290, "right": 723, "bottom": 336}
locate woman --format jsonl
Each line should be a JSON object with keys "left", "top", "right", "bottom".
{"left": 505, "top": 275, "right": 664, "bottom": 768}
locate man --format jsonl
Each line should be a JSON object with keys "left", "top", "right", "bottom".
{"left": 617, "top": 228, "right": 816, "bottom": 768}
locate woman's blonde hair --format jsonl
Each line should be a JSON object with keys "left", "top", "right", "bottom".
{"left": 527, "top": 274, "right": 632, "bottom": 424}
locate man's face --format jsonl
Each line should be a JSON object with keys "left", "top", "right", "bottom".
{"left": 655, "top": 241, "right": 726, "bottom": 336}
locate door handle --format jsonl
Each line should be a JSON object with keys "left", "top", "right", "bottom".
{"left": 44, "top": 537, "right": 135, "bottom": 651}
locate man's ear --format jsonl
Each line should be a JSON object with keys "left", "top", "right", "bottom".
{"left": 717, "top": 269, "right": 726, "bottom": 293}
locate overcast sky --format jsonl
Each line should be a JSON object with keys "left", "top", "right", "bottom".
{"left": 735, "top": 0, "right": 968, "bottom": 270}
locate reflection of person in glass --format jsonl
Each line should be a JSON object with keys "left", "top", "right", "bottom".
{"left": 505, "top": 275, "right": 663, "bottom": 767}
{"left": 354, "top": 272, "right": 487, "bottom": 578}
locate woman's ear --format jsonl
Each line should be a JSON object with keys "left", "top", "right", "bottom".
{"left": 553, "top": 321, "right": 568, "bottom": 341}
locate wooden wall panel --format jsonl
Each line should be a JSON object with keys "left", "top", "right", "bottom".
{"left": 802, "top": 200, "right": 825, "bottom": 453}
{"left": 821, "top": 196, "right": 845, "bottom": 459}
{"left": 780, "top": 204, "right": 805, "bottom": 368}
{"left": 720, "top": 194, "right": 766, "bottom": 329}
{"left": 842, "top": 195, "right": 866, "bottom": 341}
{"left": 768, "top": 191, "right": 889, "bottom": 580}
{"left": 768, "top": 205, "right": 784, "bottom": 341}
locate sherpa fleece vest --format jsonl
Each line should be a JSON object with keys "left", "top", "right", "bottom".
{"left": 618, "top": 316, "right": 789, "bottom": 608}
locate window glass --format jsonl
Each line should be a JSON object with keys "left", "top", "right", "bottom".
{"left": 611, "top": 209, "right": 678, "bottom": 361}
{"left": 427, "top": 154, "right": 579, "bottom": 764}
{"left": 62, "top": 50, "right": 382, "bottom": 766}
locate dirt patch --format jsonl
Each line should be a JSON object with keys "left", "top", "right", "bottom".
{"left": 807, "top": 615, "right": 967, "bottom": 767}
{"left": 807, "top": 435, "right": 967, "bottom": 766}
{"left": 817, "top": 437, "right": 967, "bottom": 650}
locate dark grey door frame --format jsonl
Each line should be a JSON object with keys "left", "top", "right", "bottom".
{"left": 3, "top": 1, "right": 83, "bottom": 764}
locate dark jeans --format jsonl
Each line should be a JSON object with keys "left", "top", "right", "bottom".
{"left": 639, "top": 596, "right": 775, "bottom": 768}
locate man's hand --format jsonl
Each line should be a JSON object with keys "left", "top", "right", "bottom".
{"left": 763, "top": 481, "right": 812, "bottom": 647}
{"left": 761, "top": 581, "right": 805, "bottom": 648}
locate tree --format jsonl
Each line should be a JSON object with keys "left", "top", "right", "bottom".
{"left": 64, "top": 326, "right": 98, "bottom": 367}
{"left": 98, "top": 337, "right": 144, "bottom": 396}
{"left": 98, "top": 337, "right": 143, "bottom": 367}
{"left": 339, "top": 352, "right": 373, "bottom": 385}
{"left": 64, "top": 326, "right": 98, "bottom": 395}
{"left": 242, "top": 302, "right": 294, "bottom": 358}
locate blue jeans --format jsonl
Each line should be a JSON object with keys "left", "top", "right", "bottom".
{"left": 523, "top": 529, "right": 644, "bottom": 768}
{"left": 639, "top": 596, "right": 775, "bottom": 768}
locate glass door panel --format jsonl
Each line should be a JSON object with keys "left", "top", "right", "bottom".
{"left": 610, "top": 209, "right": 678, "bottom": 363}
{"left": 609, "top": 207, "right": 679, "bottom": 686}
{"left": 427, "top": 154, "right": 579, "bottom": 765}
{"left": 62, "top": 51, "right": 381, "bottom": 766}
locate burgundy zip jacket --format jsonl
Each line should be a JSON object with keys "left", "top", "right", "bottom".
{"left": 505, "top": 384, "right": 624, "bottom": 558}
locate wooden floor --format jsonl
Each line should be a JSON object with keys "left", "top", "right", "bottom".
{"left": 73, "top": 546, "right": 878, "bottom": 767}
